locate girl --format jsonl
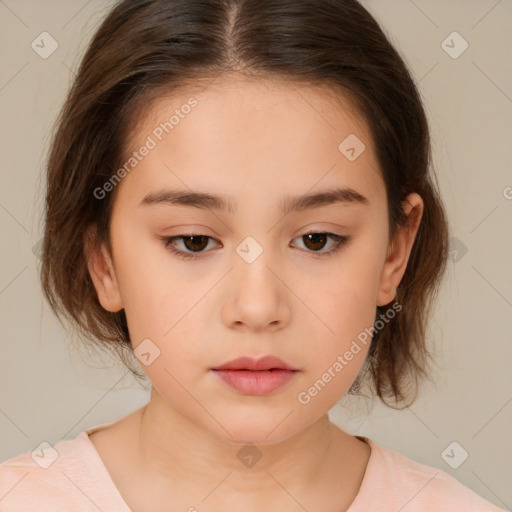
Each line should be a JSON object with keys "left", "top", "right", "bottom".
{"left": 0, "top": 0, "right": 505, "bottom": 510}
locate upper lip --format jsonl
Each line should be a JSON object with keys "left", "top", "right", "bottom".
{"left": 212, "top": 355, "right": 299, "bottom": 371}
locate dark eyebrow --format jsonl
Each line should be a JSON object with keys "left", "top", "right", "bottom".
{"left": 138, "top": 187, "right": 369, "bottom": 214}
{"left": 280, "top": 187, "right": 369, "bottom": 213}
{"left": 139, "top": 189, "right": 237, "bottom": 214}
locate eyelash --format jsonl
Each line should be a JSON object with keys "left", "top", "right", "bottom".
{"left": 161, "top": 231, "right": 351, "bottom": 260}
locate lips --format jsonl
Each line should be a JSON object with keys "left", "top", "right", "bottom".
{"left": 211, "top": 355, "right": 299, "bottom": 372}
{"left": 211, "top": 355, "right": 300, "bottom": 395}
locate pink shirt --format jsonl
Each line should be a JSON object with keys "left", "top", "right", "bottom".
{"left": 0, "top": 422, "right": 506, "bottom": 511}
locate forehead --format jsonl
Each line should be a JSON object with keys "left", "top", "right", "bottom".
{"left": 116, "top": 74, "right": 384, "bottom": 213}
{"left": 133, "top": 74, "right": 370, "bottom": 147}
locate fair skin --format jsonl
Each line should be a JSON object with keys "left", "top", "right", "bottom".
{"left": 85, "top": 74, "right": 423, "bottom": 512}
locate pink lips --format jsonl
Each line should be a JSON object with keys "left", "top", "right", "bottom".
{"left": 212, "top": 355, "right": 299, "bottom": 372}
{"left": 211, "top": 355, "right": 300, "bottom": 395}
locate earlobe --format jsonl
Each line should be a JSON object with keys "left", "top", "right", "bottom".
{"left": 376, "top": 193, "right": 424, "bottom": 307}
{"left": 84, "top": 227, "right": 124, "bottom": 313}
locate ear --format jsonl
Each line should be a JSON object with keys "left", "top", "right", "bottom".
{"left": 84, "top": 226, "right": 124, "bottom": 313}
{"left": 376, "top": 193, "right": 424, "bottom": 307}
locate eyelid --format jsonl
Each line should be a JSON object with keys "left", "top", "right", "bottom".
{"left": 162, "top": 234, "right": 222, "bottom": 260}
{"left": 291, "top": 231, "right": 350, "bottom": 257}
{"left": 161, "top": 230, "right": 351, "bottom": 260}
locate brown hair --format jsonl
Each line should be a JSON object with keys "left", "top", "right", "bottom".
{"left": 40, "top": 0, "right": 449, "bottom": 409}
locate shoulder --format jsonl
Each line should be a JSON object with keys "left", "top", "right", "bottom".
{"left": 350, "top": 436, "right": 506, "bottom": 512}
{"left": 0, "top": 431, "right": 117, "bottom": 511}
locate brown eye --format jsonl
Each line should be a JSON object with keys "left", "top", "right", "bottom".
{"left": 163, "top": 231, "right": 350, "bottom": 261}
{"left": 163, "top": 234, "right": 221, "bottom": 259}
{"left": 182, "top": 235, "right": 209, "bottom": 252}
{"left": 302, "top": 233, "right": 329, "bottom": 251}
{"left": 292, "top": 232, "right": 350, "bottom": 255}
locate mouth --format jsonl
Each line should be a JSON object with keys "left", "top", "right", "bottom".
{"left": 211, "top": 355, "right": 300, "bottom": 395}
{"left": 212, "top": 369, "right": 298, "bottom": 395}
{"left": 211, "top": 355, "right": 299, "bottom": 372}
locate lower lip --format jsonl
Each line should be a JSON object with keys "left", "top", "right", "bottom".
{"left": 212, "top": 369, "right": 298, "bottom": 395}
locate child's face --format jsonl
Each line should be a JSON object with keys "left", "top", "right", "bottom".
{"left": 88, "top": 75, "right": 420, "bottom": 444}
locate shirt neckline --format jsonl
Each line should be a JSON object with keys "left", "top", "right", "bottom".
{"left": 347, "top": 435, "right": 377, "bottom": 511}
{"left": 78, "top": 423, "right": 377, "bottom": 512}
{"left": 79, "top": 422, "right": 134, "bottom": 511}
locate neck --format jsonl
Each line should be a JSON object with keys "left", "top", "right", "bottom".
{"left": 131, "top": 386, "right": 366, "bottom": 509}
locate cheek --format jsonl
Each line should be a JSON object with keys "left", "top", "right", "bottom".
{"left": 110, "top": 225, "right": 182, "bottom": 341}
{"left": 114, "top": 254, "right": 211, "bottom": 377}
{"left": 308, "top": 282, "right": 375, "bottom": 383}
{"left": 295, "top": 241, "right": 384, "bottom": 393}
{"left": 304, "top": 247, "right": 383, "bottom": 342}
{"left": 122, "top": 275, "right": 204, "bottom": 357}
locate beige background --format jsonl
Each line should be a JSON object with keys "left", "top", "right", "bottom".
{"left": 0, "top": 0, "right": 511, "bottom": 508}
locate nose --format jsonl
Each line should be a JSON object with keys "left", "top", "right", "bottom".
{"left": 221, "top": 243, "right": 291, "bottom": 333}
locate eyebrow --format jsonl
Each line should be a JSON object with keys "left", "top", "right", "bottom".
{"left": 139, "top": 186, "right": 370, "bottom": 215}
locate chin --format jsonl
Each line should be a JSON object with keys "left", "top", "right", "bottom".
{"left": 209, "top": 419, "right": 294, "bottom": 447}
